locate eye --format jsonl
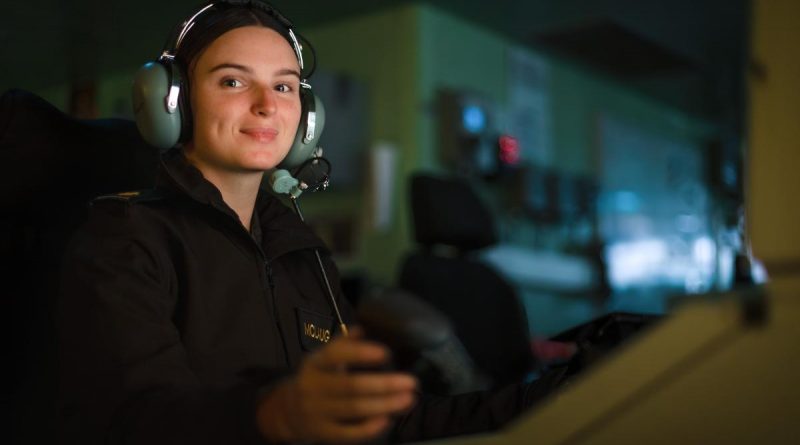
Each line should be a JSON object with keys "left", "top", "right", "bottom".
{"left": 275, "top": 83, "right": 293, "bottom": 93}
{"left": 221, "top": 78, "right": 243, "bottom": 88}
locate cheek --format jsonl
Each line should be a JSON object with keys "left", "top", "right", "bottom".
{"left": 188, "top": 87, "right": 212, "bottom": 135}
{"left": 191, "top": 92, "right": 232, "bottom": 135}
{"left": 286, "top": 101, "right": 303, "bottom": 134}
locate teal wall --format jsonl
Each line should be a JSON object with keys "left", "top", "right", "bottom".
{"left": 548, "top": 62, "right": 712, "bottom": 175}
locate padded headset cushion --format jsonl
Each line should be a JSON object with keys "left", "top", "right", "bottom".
{"left": 132, "top": 62, "right": 183, "bottom": 150}
{"left": 278, "top": 90, "right": 325, "bottom": 169}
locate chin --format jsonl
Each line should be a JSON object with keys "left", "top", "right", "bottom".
{"left": 240, "top": 151, "right": 288, "bottom": 171}
{"left": 238, "top": 162, "right": 278, "bottom": 173}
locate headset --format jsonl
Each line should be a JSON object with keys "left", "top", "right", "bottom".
{"left": 131, "top": 0, "right": 325, "bottom": 173}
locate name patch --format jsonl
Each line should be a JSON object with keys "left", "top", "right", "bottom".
{"left": 304, "top": 322, "right": 331, "bottom": 343}
{"left": 296, "top": 307, "right": 335, "bottom": 351}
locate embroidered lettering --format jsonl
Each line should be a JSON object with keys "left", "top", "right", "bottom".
{"left": 303, "top": 322, "right": 331, "bottom": 343}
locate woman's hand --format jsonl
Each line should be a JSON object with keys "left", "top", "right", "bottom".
{"left": 256, "top": 328, "right": 418, "bottom": 443}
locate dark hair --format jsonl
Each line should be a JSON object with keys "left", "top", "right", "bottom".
{"left": 174, "top": 3, "right": 296, "bottom": 75}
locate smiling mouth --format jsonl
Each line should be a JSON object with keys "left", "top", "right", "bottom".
{"left": 240, "top": 128, "right": 278, "bottom": 143}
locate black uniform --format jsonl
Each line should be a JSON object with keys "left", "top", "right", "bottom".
{"left": 57, "top": 149, "right": 543, "bottom": 444}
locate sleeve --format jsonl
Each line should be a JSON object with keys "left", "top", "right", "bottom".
{"left": 56, "top": 203, "right": 272, "bottom": 445}
{"left": 389, "top": 372, "right": 566, "bottom": 443}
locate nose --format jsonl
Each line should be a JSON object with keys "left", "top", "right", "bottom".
{"left": 252, "top": 87, "right": 277, "bottom": 117}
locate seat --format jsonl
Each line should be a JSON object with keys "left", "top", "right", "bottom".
{"left": 397, "top": 173, "right": 536, "bottom": 389}
{"left": 1, "top": 89, "right": 159, "bottom": 444}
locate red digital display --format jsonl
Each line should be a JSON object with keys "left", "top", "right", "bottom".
{"left": 498, "top": 134, "right": 520, "bottom": 165}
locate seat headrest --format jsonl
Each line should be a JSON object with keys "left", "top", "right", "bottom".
{"left": 409, "top": 173, "right": 497, "bottom": 251}
{"left": 0, "top": 88, "right": 159, "bottom": 210}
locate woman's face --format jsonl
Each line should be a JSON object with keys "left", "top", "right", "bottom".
{"left": 186, "top": 25, "right": 302, "bottom": 177}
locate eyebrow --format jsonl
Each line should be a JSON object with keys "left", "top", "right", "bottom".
{"left": 207, "top": 63, "right": 301, "bottom": 78}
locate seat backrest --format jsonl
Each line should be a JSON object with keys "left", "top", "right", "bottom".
{"left": 0, "top": 88, "right": 159, "bottom": 444}
{"left": 398, "top": 173, "right": 536, "bottom": 388}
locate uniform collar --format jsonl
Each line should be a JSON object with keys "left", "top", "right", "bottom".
{"left": 254, "top": 191, "right": 330, "bottom": 261}
{"left": 155, "top": 148, "right": 329, "bottom": 260}
{"left": 156, "top": 148, "right": 232, "bottom": 215}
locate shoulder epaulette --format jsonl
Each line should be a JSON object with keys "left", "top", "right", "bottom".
{"left": 91, "top": 188, "right": 169, "bottom": 205}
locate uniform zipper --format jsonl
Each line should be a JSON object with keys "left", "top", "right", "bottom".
{"left": 264, "top": 258, "right": 290, "bottom": 366}
{"left": 265, "top": 258, "right": 275, "bottom": 296}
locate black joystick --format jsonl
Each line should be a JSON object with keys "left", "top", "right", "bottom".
{"left": 356, "top": 289, "right": 489, "bottom": 395}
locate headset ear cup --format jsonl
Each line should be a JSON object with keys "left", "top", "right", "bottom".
{"left": 278, "top": 88, "right": 326, "bottom": 169}
{"left": 132, "top": 61, "right": 183, "bottom": 150}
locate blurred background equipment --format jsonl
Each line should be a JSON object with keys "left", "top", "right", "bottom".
{"left": 420, "top": 0, "right": 800, "bottom": 443}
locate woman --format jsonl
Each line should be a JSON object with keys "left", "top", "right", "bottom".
{"left": 57, "top": 2, "right": 545, "bottom": 444}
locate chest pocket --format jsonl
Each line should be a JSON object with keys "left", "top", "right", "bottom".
{"left": 296, "top": 307, "right": 335, "bottom": 351}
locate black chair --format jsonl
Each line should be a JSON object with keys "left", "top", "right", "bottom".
{"left": 1, "top": 89, "right": 159, "bottom": 444}
{"left": 397, "top": 173, "right": 536, "bottom": 389}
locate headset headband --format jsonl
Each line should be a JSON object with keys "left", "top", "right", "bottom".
{"left": 160, "top": 1, "right": 305, "bottom": 70}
